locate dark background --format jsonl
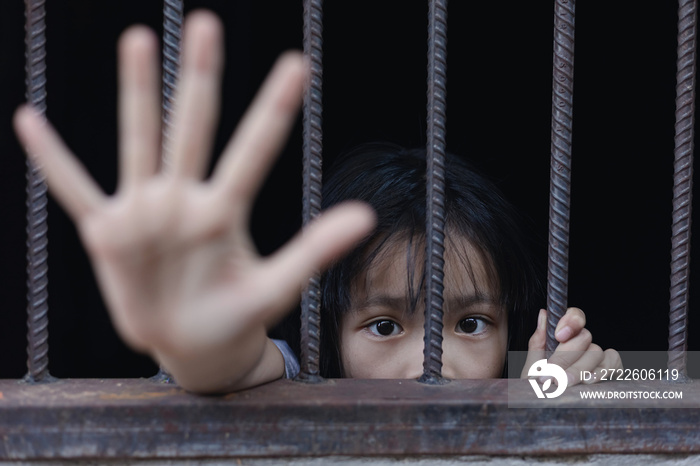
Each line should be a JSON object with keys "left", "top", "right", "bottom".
{"left": 1, "top": 1, "right": 696, "bottom": 378}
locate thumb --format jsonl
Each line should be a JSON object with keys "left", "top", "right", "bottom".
{"left": 521, "top": 309, "right": 547, "bottom": 378}
{"left": 251, "top": 201, "right": 376, "bottom": 326}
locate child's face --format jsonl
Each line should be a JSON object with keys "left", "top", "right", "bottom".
{"left": 340, "top": 235, "right": 507, "bottom": 379}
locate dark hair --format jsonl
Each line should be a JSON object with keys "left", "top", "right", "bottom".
{"left": 320, "top": 142, "right": 542, "bottom": 378}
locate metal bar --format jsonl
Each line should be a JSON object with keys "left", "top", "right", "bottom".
{"left": 298, "top": 0, "right": 324, "bottom": 382}
{"left": 546, "top": 0, "right": 576, "bottom": 354}
{"left": 2, "top": 378, "right": 700, "bottom": 459}
{"left": 668, "top": 0, "right": 696, "bottom": 381}
{"left": 420, "top": 0, "right": 448, "bottom": 385}
{"left": 162, "top": 0, "right": 183, "bottom": 161}
{"left": 23, "top": 0, "right": 52, "bottom": 384}
{"left": 151, "top": 0, "right": 184, "bottom": 384}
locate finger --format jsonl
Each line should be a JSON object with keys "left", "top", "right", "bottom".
{"left": 250, "top": 202, "right": 375, "bottom": 325}
{"left": 521, "top": 309, "right": 547, "bottom": 377}
{"left": 14, "top": 106, "right": 104, "bottom": 219}
{"left": 587, "top": 349, "right": 623, "bottom": 384}
{"left": 601, "top": 348, "right": 623, "bottom": 370}
{"left": 548, "top": 328, "right": 593, "bottom": 370}
{"left": 118, "top": 26, "right": 161, "bottom": 189}
{"left": 167, "top": 11, "right": 224, "bottom": 179}
{"left": 564, "top": 343, "right": 604, "bottom": 386}
{"left": 554, "top": 307, "right": 586, "bottom": 343}
{"left": 212, "top": 51, "right": 305, "bottom": 205}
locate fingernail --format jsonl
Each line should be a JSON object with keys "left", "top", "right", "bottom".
{"left": 555, "top": 326, "right": 572, "bottom": 342}
{"left": 537, "top": 309, "right": 546, "bottom": 330}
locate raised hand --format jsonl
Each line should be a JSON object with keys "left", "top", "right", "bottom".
{"left": 13, "top": 11, "right": 375, "bottom": 393}
{"left": 522, "top": 308, "right": 622, "bottom": 386}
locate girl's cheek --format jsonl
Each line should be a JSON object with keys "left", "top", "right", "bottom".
{"left": 442, "top": 331, "right": 507, "bottom": 379}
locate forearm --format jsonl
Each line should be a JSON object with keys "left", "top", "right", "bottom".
{"left": 153, "top": 328, "right": 285, "bottom": 394}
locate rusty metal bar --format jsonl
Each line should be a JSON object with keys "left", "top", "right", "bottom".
{"left": 298, "top": 0, "right": 324, "bottom": 382}
{"left": 668, "top": 0, "right": 696, "bottom": 380}
{"left": 152, "top": 0, "right": 184, "bottom": 384}
{"left": 546, "top": 0, "right": 576, "bottom": 354}
{"left": 23, "top": 0, "right": 52, "bottom": 384}
{"left": 420, "top": 0, "right": 448, "bottom": 385}
{"left": 161, "top": 0, "right": 183, "bottom": 161}
{"left": 2, "top": 378, "right": 700, "bottom": 459}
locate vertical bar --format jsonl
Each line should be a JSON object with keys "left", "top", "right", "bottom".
{"left": 546, "top": 0, "right": 576, "bottom": 354}
{"left": 162, "top": 0, "right": 183, "bottom": 161}
{"left": 152, "top": 0, "right": 184, "bottom": 384}
{"left": 298, "top": 0, "right": 324, "bottom": 382}
{"left": 419, "top": 0, "right": 448, "bottom": 385}
{"left": 668, "top": 0, "right": 696, "bottom": 381}
{"left": 24, "top": 0, "right": 52, "bottom": 384}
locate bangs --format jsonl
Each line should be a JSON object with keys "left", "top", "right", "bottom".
{"left": 348, "top": 226, "right": 501, "bottom": 318}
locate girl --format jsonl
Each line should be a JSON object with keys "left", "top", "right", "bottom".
{"left": 13, "top": 12, "right": 620, "bottom": 393}
{"left": 316, "top": 142, "right": 541, "bottom": 380}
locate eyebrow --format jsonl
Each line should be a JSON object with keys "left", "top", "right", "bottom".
{"left": 353, "top": 292, "right": 500, "bottom": 316}
{"left": 445, "top": 292, "right": 498, "bottom": 312}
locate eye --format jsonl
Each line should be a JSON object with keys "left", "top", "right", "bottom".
{"left": 367, "top": 319, "right": 402, "bottom": 337}
{"left": 456, "top": 317, "right": 488, "bottom": 335}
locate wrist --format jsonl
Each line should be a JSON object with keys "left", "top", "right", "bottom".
{"left": 153, "top": 329, "right": 285, "bottom": 394}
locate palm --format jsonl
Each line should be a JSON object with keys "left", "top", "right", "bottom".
{"left": 77, "top": 179, "right": 256, "bottom": 354}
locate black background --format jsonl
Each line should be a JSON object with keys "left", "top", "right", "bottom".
{"left": 1, "top": 1, "right": 697, "bottom": 378}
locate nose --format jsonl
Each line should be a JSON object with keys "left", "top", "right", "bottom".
{"left": 398, "top": 332, "right": 462, "bottom": 380}
{"left": 403, "top": 358, "right": 458, "bottom": 381}
{"left": 408, "top": 354, "right": 458, "bottom": 380}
